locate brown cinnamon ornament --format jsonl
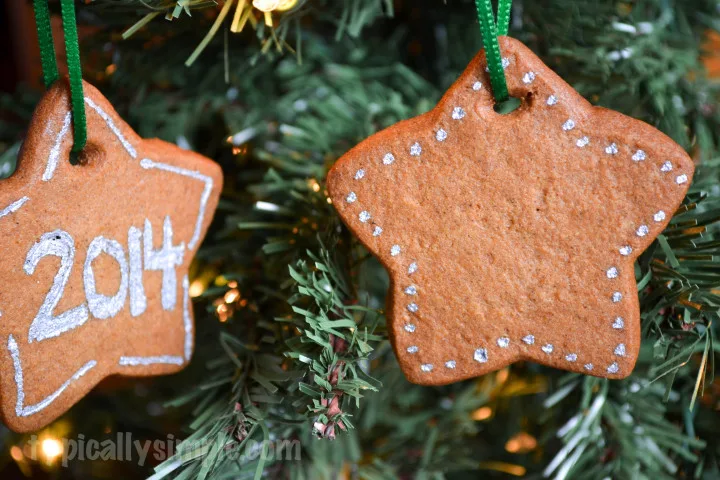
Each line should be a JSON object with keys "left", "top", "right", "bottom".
{"left": 0, "top": 79, "right": 222, "bottom": 432}
{"left": 327, "top": 37, "right": 694, "bottom": 385}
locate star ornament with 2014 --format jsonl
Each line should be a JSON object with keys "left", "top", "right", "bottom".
{"left": 327, "top": 37, "right": 694, "bottom": 385}
{"left": 0, "top": 80, "right": 222, "bottom": 432}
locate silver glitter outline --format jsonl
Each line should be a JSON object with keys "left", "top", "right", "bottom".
{"left": 8, "top": 334, "right": 97, "bottom": 417}
{"left": 42, "top": 111, "right": 72, "bottom": 182}
{"left": 140, "top": 158, "right": 214, "bottom": 250}
{"left": 84, "top": 96, "right": 137, "bottom": 159}
{"left": 118, "top": 356, "right": 184, "bottom": 366}
{"left": 0, "top": 197, "right": 29, "bottom": 220}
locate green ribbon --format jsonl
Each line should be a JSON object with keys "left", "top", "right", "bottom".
{"left": 475, "top": 0, "right": 513, "bottom": 103}
{"left": 33, "top": 0, "right": 87, "bottom": 160}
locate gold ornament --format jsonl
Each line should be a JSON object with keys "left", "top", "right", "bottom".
{"left": 252, "top": 0, "right": 281, "bottom": 12}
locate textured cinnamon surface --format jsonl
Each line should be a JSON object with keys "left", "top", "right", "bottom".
{"left": 328, "top": 37, "right": 694, "bottom": 385}
{"left": 0, "top": 80, "right": 222, "bottom": 431}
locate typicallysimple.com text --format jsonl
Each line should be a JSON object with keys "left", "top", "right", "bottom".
{"left": 25, "top": 433, "right": 302, "bottom": 467}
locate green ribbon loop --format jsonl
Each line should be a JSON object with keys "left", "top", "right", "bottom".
{"left": 33, "top": 0, "right": 87, "bottom": 160}
{"left": 32, "top": 0, "right": 59, "bottom": 88}
{"left": 475, "top": 0, "right": 513, "bottom": 103}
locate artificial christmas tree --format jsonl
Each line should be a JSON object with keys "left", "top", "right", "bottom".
{"left": 0, "top": 1, "right": 718, "bottom": 479}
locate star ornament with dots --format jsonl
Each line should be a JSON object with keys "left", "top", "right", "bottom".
{"left": 326, "top": 38, "right": 694, "bottom": 385}
{"left": 0, "top": 80, "right": 222, "bottom": 432}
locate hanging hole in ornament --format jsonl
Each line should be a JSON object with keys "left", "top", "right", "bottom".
{"left": 70, "top": 143, "right": 104, "bottom": 167}
{"left": 493, "top": 95, "right": 524, "bottom": 115}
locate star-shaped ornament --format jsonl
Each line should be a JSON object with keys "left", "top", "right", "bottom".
{"left": 0, "top": 80, "right": 222, "bottom": 432}
{"left": 328, "top": 38, "right": 694, "bottom": 385}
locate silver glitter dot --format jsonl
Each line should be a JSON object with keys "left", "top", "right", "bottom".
{"left": 612, "top": 292, "right": 623, "bottom": 303}
{"left": 584, "top": 363, "right": 594, "bottom": 371}
{"left": 542, "top": 344, "right": 554, "bottom": 354}
{"left": 660, "top": 161, "right": 673, "bottom": 172}
{"left": 354, "top": 169, "right": 365, "bottom": 180}
{"left": 522, "top": 335, "right": 535, "bottom": 345}
{"left": 497, "top": 337, "right": 510, "bottom": 348}
{"left": 404, "top": 285, "right": 417, "bottom": 295}
{"left": 445, "top": 360, "right": 457, "bottom": 369}
{"left": 404, "top": 323, "right": 416, "bottom": 333}
{"left": 346, "top": 192, "right": 357, "bottom": 203}
{"left": 565, "top": 353, "right": 578, "bottom": 362}
{"left": 359, "top": 211, "right": 371, "bottom": 223}
{"left": 653, "top": 210, "right": 666, "bottom": 222}
{"left": 421, "top": 363, "right": 433, "bottom": 372}
{"left": 632, "top": 150, "right": 646, "bottom": 162}
{"left": 391, "top": 245, "right": 401, "bottom": 256}
{"left": 676, "top": 174, "right": 688, "bottom": 185}
{"left": 408, "top": 262, "right": 418, "bottom": 275}
{"left": 373, "top": 226, "right": 383, "bottom": 237}
{"left": 607, "top": 267, "right": 619, "bottom": 279}
{"left": 619, "top": 245, "right": 633, "bottom": 256}
{"left": 410, "top": 142, "right": 422, "bottom": 156}
{"left": 576, "top": 136, "right": 590, "bottom": 148}
{"left": 636, "top": 225, "right": 649, "bottom": 237}
{"left": 614, "top": 344, "right": 626, "bottom": 357}
{"left": 562, "top": 119, "right": 576, "bottom": 131}
{"left": 547, "top": 95, "right": 558, "bottom": 106}
{"left": 472, "top": 81, "right": 483, "bottom": 91}
{"left": 522, "top": 72, "right": 536, "bottom": 84}
{"left": 607, "top": 362, "right": 620, "bottom": 374}
{"left": 382, "top": 153, "right": 395, "bottom": 165}
{"left": 474, "top": 348, "right": 488, "bottom": 363}
{"left": 436, "top": 129, "right": 448, "bottom": 142}
{"left": 605, "top": 143, "right": 618, "bottom": 155}
{"left": 407, "top": 303, "right": 418, "bottom": 313}
{"left": 485, "top": 58, "right": 510, "bottom": 72}
{"left": 452, "top": 107, "right": 466, "bottom": 120}
{"left": 407, "top": 345, "right": 419, "bottom": 354}
{"left": 612, "top": 317, "right": 624, "bottom": 329}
